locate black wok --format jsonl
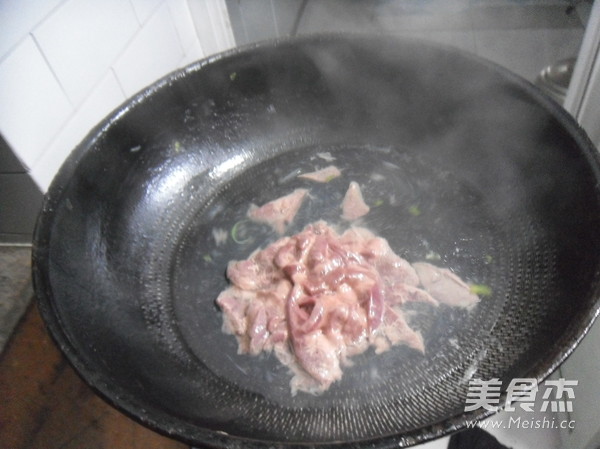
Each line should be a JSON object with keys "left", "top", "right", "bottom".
{"left": 33, "top": 34, "right": 600, "bottom": 447}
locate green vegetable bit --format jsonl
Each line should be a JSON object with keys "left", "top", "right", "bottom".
{"left": 408, "top": 205, "right": 421, "bottom": 216}
{"left": 425, "top": 251, "right": 441, "bottom": 261}
{"left": 469, "top": 284, "right": 492, "bottom": 296}
{"left": 203, "top": 254, "right": 213, "bottom": 263}
{"left": 324, "top": 174, "right": 338, "bottom": 182}
{"left": 229, "top": 72, "right": 237, "bottom": 81}
{"left": 373, "top": 199, "right": 384, "bottom": 207}
{"left": 231, "top": 220, "right": 252, "bottom": 244}
{"left": 485, "top": 255, "right": 493, "bottom": 264}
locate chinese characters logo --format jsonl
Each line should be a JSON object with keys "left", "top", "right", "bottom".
{"left": 465, "top": 378, "right": 577, "bottom": 413}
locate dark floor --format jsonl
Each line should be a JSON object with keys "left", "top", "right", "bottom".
{"left": 0, "top": 246, "right": 32, "bottom": 353}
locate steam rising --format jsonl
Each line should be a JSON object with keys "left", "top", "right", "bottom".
{"left": 298, "top": 36, "right": 571, "bottom": 235}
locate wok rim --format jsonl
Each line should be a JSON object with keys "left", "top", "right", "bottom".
{"left": 31, "top": 32, "right": 600, "bottom": 448}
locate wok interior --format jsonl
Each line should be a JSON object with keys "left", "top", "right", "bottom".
{"left": 34, "top": 36, "right": 600, "bottom": 446}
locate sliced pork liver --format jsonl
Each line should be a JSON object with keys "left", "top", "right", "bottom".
{"left": 341, "top": 182, "right": 370, "bottom": 220}
{"left": 217, "top": 221, "right": 455, "bottom": 395}
{"left": 413, "top": 262, "right": 479, "bottom": 308}
{"left": 247, "top": 188, "right": 308, "bottom": 234}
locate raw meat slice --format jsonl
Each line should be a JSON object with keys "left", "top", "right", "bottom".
{"left": 247, "top": 188, "right": 308, "bottom": 234}
{"left": 298, "top": 165, "right": 342, "bottom": 182}
{"left": 216, "top": 221, "right": 458, "bottom": 395}
{"left": 316, "top": 152, "right": 336, "bottom": 162}
{"left": 412, "top": 262, "right": 479, "bottom": 308}
{"left": 372, "top": 305, "right": 425, "bottom": 354}
{"left": 341, "top": 182, "right": 370, "bottom": 220}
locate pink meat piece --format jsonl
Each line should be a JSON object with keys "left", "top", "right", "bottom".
{"left": 338, "top": 228, "right": 433, "bottom": 306}
{"left": 413, "top": 262, "right": 480, "bottom": 308}
{"left": 298, "top": 165, "right": 342, "bottom": 182}
{"left": 290, "top": 332, "right": 342, "bottom": 389}
{"left": 217, "top": 221, "right": 448, "bottom": 395}
{"left": 226, "top": 237, "right": 289, "bottom": 290}
{"left": 391, "top": 284, "right": 438, "bottom": 306}
{"left": 374, "top": 305, "right": 425, "bottom": 354}
{"left": 247, "top": 188, "right": 308, "bottom": 234}
{"left": 216, "top": 289, "right": 249, "bottom": 336}
{"left": 247, "top": 302, "right": 269, "bottom": 355}
{"left": 341, "top": 182, "right": 370, "bottom": 220}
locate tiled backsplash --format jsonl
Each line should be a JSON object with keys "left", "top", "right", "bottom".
{"left": 0, "top": 0, "right": 234, "bottom": 192}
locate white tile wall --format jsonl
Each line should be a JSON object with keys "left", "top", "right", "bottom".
{"left": 0, "top": 0, "right": 234, "bottom": 192}
{"left": 169, "top": 0, "right": 203, "bottom": 52}
{"left": 30, "top": 71, "right": 126, "bottom": 190}
{"left": 32, "top": 0, "right": 139, "bottom": 106}
{"left": 130, "top": 0, "right": 163, "bottom": 25}
{"left": 188, "top": 0, "right": 235, "bottom": 57}
{"left": 0, "top": 36, "right": 72, "bottom": 169}
{"left": 0, "top": 0, "right": 64, "bottom": 58}
{"left": 207, "top": 0, "right": 236, "bottom": 51}
{"left": 113, "top": 2, "right": 184, "bottom": 97}
{"left": 179, "top": 39, "right": 206, "bottom": 67}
